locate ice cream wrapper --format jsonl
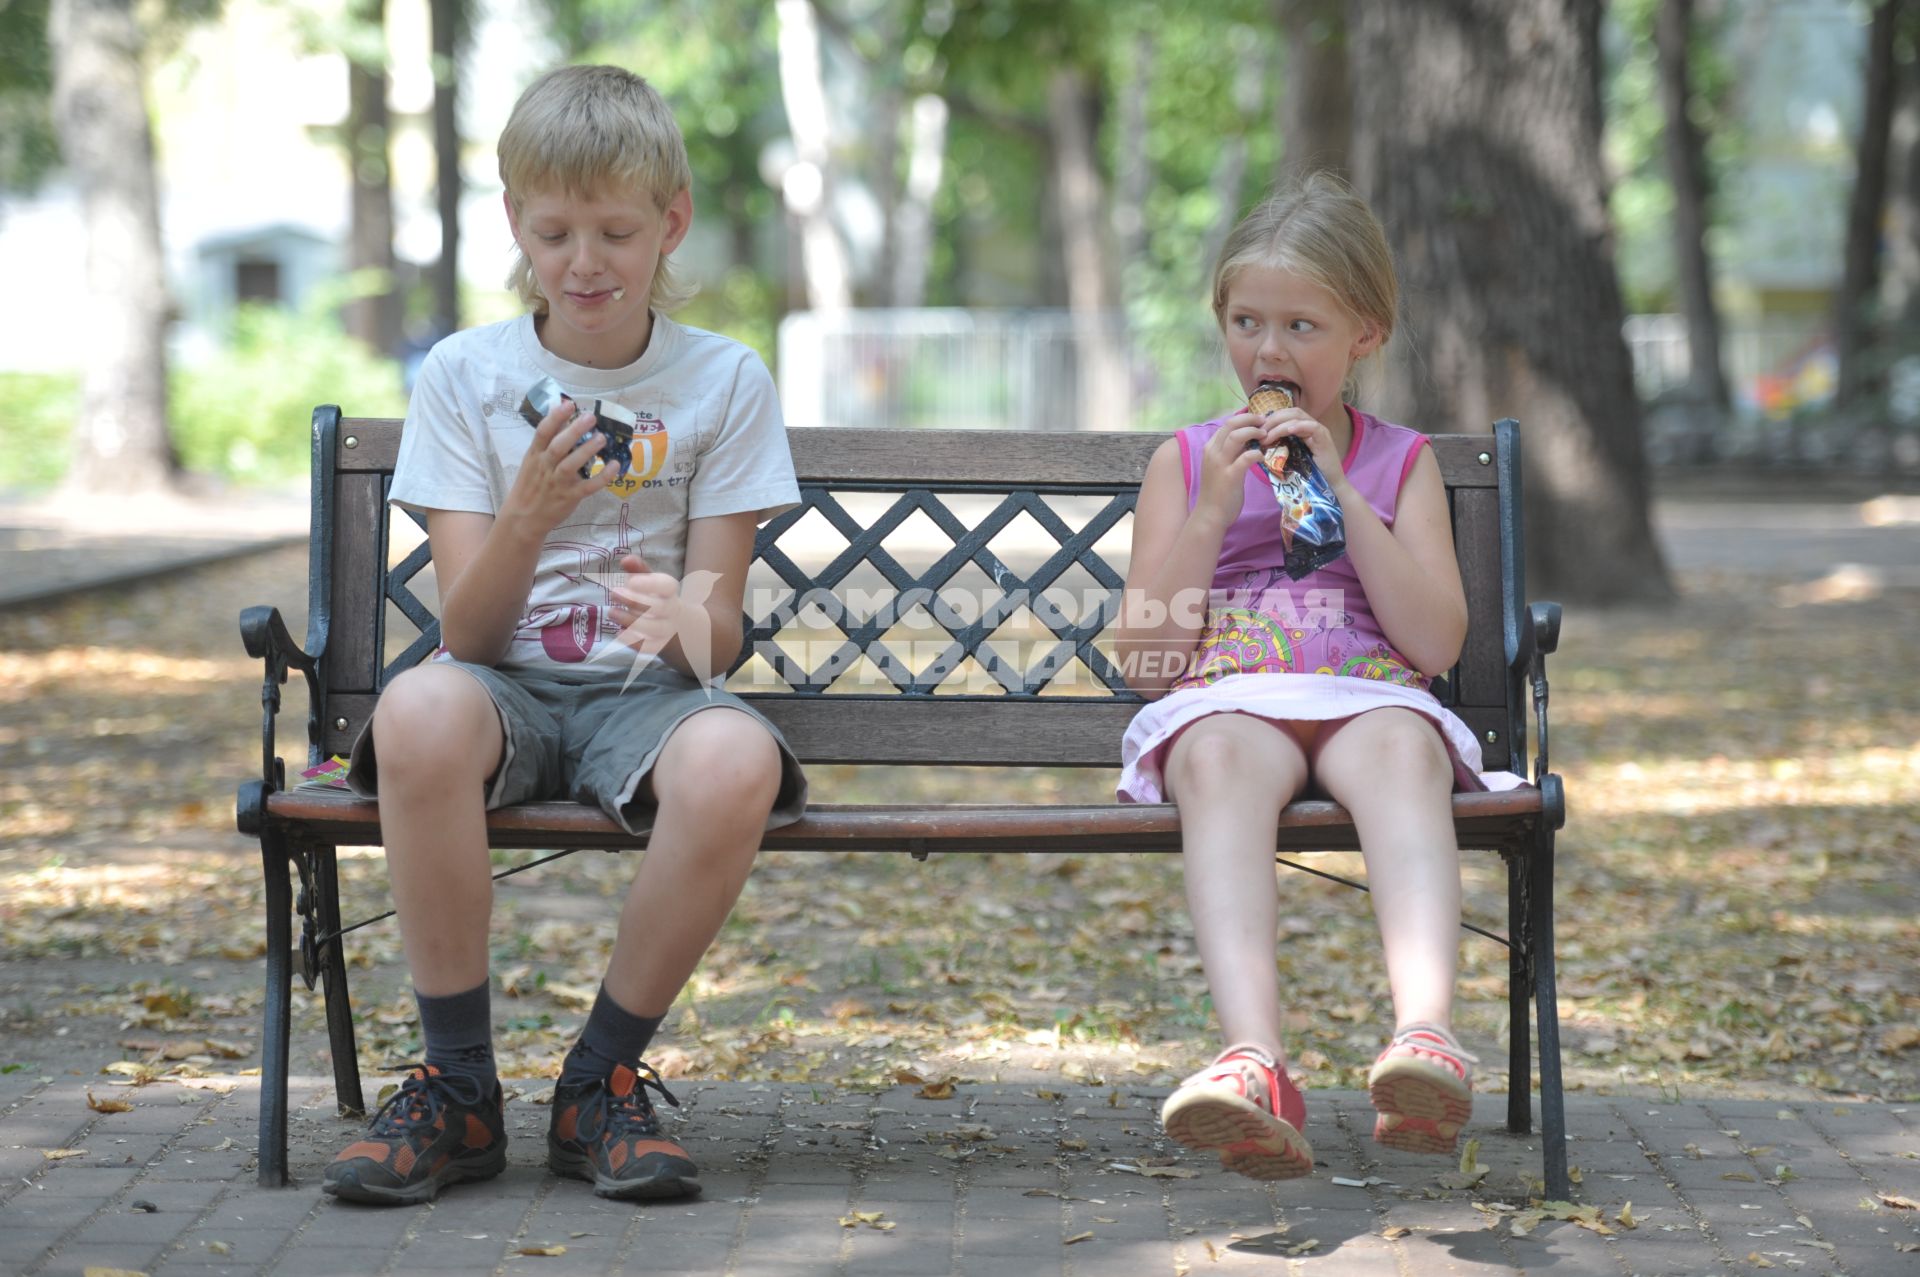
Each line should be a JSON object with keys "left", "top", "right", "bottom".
{"left": 1249, "top": 382, "right": 1346, "bottom": 580}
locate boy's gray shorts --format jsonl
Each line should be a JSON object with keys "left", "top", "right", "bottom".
{"left": 345, "top": 658, "right": 808, "bottom": 836}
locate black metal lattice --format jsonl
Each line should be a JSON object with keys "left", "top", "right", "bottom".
{"left": 370, "top": 482, "right": 1141, "bottom": 699}
{"left": 381, "top": 504, "right": 441, "bottom": 684}
{"left": 746, "top": 483, "right": 1137, "bottom": 698}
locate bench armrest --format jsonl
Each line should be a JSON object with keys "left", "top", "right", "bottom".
{"left": 1510, "top": 602, "right": 1565, "bottom": 826}
{"left": 238, "top": 606, "right": 324, "bottom": 831}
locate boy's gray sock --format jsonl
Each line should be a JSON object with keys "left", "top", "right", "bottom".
{"left": 559, "top": 984, "right": 663, "bottom": 1087}
{"left": 416, "top": 981, "right": 496, "bottom": 1090}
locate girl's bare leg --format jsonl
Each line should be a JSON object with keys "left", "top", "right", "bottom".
{"left": 1162, "top": 713, "right": 1312, "bottom": 1061}
{"left": 1310, "top": 708, "right": 1461, "bottom": 1031}
{"left": 602, "top": 709, "right": 783, "bottom": 1016}
{"left": 369, "top": 665, "right": 504, "bottom": 996}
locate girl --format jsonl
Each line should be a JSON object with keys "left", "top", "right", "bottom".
{"left": 1117, "top": 173, "right": 1513, "bottom": 1181}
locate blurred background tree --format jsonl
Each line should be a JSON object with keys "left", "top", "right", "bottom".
{"left": 45, "top": 0, "right": 203, "bottom": 492}
{"left": 2, "top": 0, "right": 1911, "bottom": 604}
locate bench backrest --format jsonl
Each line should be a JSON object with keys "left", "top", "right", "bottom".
{"left": 304, "top": 409, "right": 1529, "bottom": 773}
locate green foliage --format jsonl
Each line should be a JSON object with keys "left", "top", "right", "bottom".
{"left": 0, "top": 0, "right": 57, "bottom": 192}
{"left": 1111, "top": 3, "right": 1278, "bottom": 428}
{"left": 171, "top": 303, "right": 407, "bottom": 482}
{"left": 675, "top": 265, "right": 780, "bottom": 366}
{"left": 1604, "top": 0, "right": 1746, "bottom": 311}
{"left": 1, "top": 303, "right": 406, "bottom": 491}
{"left": 0, "top": 371, "right": 80, "bottom": 489}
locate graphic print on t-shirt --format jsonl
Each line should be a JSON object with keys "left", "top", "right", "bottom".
{"left": 524, "top": 506, "right": 645, "bottom": 663}
{"left": 605, "top": 412, "right": 670, "bottom": 497}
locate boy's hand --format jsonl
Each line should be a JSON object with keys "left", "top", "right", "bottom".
{"left": 503, "top": 398, "right": 619, "bottom": 533}
{"left": 609, "top": 553, "right": 686, "bottom": 658}
{"left": 607, "top": 554, "right": 728, "bottom": 683}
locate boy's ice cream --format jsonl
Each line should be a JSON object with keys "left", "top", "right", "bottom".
{"left": 518, "top": 375, "right": 636, "bottom": 480}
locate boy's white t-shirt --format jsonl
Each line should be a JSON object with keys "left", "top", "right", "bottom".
{"left": 390, "top": 312, "right": 800, "bottom": 673}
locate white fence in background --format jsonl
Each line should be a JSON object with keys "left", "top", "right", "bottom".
{"left": 777, "top": 309, "right": 1167, "bottom": 432}
{"left": 777, "top": 308, "right": 1837, "bottom": 432}
{"left": 1621, "top": 313, "right": 1831, "bottom": 411}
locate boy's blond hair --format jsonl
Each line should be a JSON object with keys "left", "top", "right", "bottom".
{"left": 1211, "top": 172, "right": 1398, "bottom": 383}
{"left": 499, "top": 64, "right": 696, "bottom": 313}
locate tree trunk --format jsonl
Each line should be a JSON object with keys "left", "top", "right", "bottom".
{"left": 1046, "top": 65, "right": 1128, "bottom": 430}
{"left": 1275, "top": 0, "right": 1352, "bottom": 181}
{"left": 1882, "top": 15, "right": 1920, "bottom": 336}
{"left": 345, "top": 0, "right": 400, "bottom": 356}
{"left": 869, "top": 74, "right": 902, "bottom": 308}
{"left": 1655, "top": 0, "right": 1731, "bottom": 410}
{"left": 1832, "top": 0, "right": 1903, "bottom": 409}
{"left": 1112, "top": 28, "right": 1154, "bottom": 268}
{"left": 48, "top": 0, "right": 177, "bottom": 492}
{"left": 1350, "top": 0, "right": 1672, "bottom": 603}
{"left": 890, "top": 94, "right": 947, "bottom": 308}
{"left": 429, "top": 0, "right": 463, "bottom": 339}
{"left": 775, "top": 0, "right": 852, "bottom": 312}
{"left": 1200, "top": 39, "right": 1263, "bottom": 275}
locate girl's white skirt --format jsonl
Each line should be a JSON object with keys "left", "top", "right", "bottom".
{"left": 1117, "top": 672, "right": 1529, "bottom": 804}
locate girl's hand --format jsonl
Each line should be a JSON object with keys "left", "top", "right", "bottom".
{"left": 610, "top": 553, "right": 685, "bottom": 657}
{"left": 1255, "top": 406, "right": 1352, "bottom": 497}
{"left": 1193, "top": 411, "right": 1267, "bottom": 529}
{"left": 502, "top": 398, "right": 619, "bottom": 532}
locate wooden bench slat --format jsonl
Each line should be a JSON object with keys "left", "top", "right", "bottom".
{"left": 321, "top": 692, "right": 1517, "bottom": 768}
{"left": 265, "top": 785, "right": 1543, "bottom": 854}
{"left": 334, "top": 419, "right": 1502, "bottom": 488}
{"left": 328, "top": 473, "right": 386, "bottom": 693}
{"left": 1453, "top": 486, "right": 1509, "bottom": 766}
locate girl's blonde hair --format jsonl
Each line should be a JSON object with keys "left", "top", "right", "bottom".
{"left": 1211, "top": 172, "right": 1398, "bottom": 370}
{"left": 498, "top": 64, "right": 697, "bottom": 314}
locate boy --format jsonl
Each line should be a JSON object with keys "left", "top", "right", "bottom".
{"left": 323, "top": 64, "right": 807, "bottom": 1206}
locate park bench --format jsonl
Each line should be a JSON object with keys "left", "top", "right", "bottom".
{"left": 237, "top": 407, "right": 1568, "bottom": 1195}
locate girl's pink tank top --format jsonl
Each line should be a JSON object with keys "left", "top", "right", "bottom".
{"left": 1170, "top": 406, "right": 1433, "bottom": 690}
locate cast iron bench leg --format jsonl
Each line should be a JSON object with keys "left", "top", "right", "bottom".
{"left": 312, "top": 844, "right": 365, "bottom": 1118}
{"left": 257, "top": 828, "right": 294, "bottom": 1187}
{"left": 1532, "top": 827, "right": 1570, "bottom": 1199}
{"left": 1505, "top": 851, "right": 1533, "bottom": 1136}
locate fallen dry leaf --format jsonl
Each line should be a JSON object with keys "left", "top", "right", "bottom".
{"left": 513, "top": 1245, "right": 567, "bottom": 1257}
{"left": 1063, "top": 1231, "right": 1093, "bottom": 1245}
{"left": 85, "top": 1090, "right": 132, "bottom": 1114}
{"left": 1107, "top": 1161, "right": 1200, "bottom": 1179}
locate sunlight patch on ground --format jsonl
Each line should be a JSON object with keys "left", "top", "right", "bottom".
{"left": 1569, "top": 745, "right": 1920, "bottom": 817}
{"left": 1, "top": 857, "right": 236, "bottom": 910}
{"left": 0, "top": 646, "right": 246, "bottom": 695}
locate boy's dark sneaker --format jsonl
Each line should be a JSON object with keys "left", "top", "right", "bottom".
{"left": 547, "top": 1060, "right": 700, "bottom": 1200}
{"left": 323, "top": 1065, "right": 507, "bottom": 1205}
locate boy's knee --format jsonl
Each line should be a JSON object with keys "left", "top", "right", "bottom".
{"left": 657, "top": 710, "right": 782, "bottom": 804}
{"left": 371, "top": 667, "right": 499, "bottom": 776}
